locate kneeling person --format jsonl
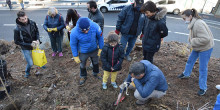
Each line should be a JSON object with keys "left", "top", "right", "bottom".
{"left": 121, "top": 60, "right": 168, "bottom": 105}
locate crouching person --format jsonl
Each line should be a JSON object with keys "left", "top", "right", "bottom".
{"left": 120, "top": 60, "right": 168, "bottom": 105}
{"left": 70, "top": 17, "right": 104, "bottom": 85}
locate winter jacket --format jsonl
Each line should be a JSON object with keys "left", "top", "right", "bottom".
{"left": 142, "top": 7, "right": 168, "bottom": 52}
{"left": 14, "top": 18, "right": 39, "bottom": 50}
{"left": 88, "top": 9, "right": 104, "bottom": 32}
{"left": 126, "top": 60, "right": 168, "bottom": 98}
{"left": 116, "top": 4, "right": 145, "bottom": 36}
{"left": 70, "top": 17, "right": 104, "bottom": 57}
{"left": 43, "top": 14, "right": 65, "bottom": 37}
{"left": 188, "top": 18, "right": 214, "bottom": 52}
{"left": 101, "top": 43, "right": 124, "bottom": 72}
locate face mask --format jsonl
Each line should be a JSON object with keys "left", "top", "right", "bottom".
{"left": 185, "top": 20, "right": 190, "bottom": 24}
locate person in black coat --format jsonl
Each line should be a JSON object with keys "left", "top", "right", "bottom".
{"left": 101, "top": 32, "right": 124, "bottom": 89}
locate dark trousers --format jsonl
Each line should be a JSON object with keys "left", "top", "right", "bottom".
{"left": 143, "top": 50, "right": 155, "bottom": 63}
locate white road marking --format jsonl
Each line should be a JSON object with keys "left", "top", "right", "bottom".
{"left": 104, "top": 25, "right": 116, "bottom": 28}
{"left": 174, "top": 32, "right": 189, "bottom": 36}
{"left": 3, "top": 24, "right": 16, "bottom": 26}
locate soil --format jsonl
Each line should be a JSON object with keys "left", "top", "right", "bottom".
{"left": 0, "top": 40, "right": 220, "bottom": 110}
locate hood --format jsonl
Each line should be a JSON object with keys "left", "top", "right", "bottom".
{"left": 16, "top": 18, "right": 30, "bottom": 26}
{"left": 155, "top": 7, "right": 167, "bottom": 20}
{"left": 187, "top": 17, "right": 198, "bottom": 30}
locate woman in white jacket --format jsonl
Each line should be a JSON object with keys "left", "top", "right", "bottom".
{"left": 178, "top": 8, "right": 214, "bottom": 96}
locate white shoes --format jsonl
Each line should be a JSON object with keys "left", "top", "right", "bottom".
{"left": 216, "top": 85, "right": 220, "bottom": 90}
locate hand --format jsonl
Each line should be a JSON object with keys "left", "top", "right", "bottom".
{"left": 115, "top": 30, "right": 120, "bottom": 35}
{"left": 52, "top": 27, "right": 58, "bottom": 32}
{"left": 31, "top": 41, "right": 37, "bottom": 48}
{"left": 66, "top": 26, "right": 71, "bottom": 31}
{"left": 119, "top": 82, "right": 130, "bottom": 90}
{"left": 131, "top": 78, "right": 135, "bottom": 82}
{"left": 140, "top": 34, "right": 144, "bottom": 40}
{"left": 47, "top": 28, "right": 52, "bottom": 32}
{"left": 97, "top": 49, "right": 102, "bottom": 57}
{"left": 73, "top": 56, "right": 81, "bottom": 63}
{"left": 111, "top": 67, "right": 114, "bottom": 71}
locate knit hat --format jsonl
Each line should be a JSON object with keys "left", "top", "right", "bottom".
{"left": 135, "top": 0, "right": 144, "bottom": 7}
{"left": 79, "top": 17, "right": 90, "bottom": 31}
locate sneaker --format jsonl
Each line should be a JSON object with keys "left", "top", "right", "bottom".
{"left": 216, "top": 85, "right": 220, "bottom": 90}
{"left": 93, "top": 73, "right": 102, "bottom": 80}
{"left": 111, "top": 82, "right": 118, "bottom": 88}
{"left": 197, "top": 89, "right": 206, "bottom": 96}
{"left": 24, "top": 72, "right": 30, "bottom": 78}
{"left": 59, "top": 52, "right": 63, "bottom": 57}
{"left": 79, "top": 77, "right": 87, "bottom": 85}
{"left": 125, "top": 56, "right": 132, "bottom": 61}
{"left": 136, "top": 98, "right": 152, "bottom": 105}
{"left": 52, "top": 52, "right": 56, "bottom": 57}
{"left": 102, "top": 83, "right": 107, "bottom": 89}
{"left": 178, "top": 73, "right": 189, "bottom": 79}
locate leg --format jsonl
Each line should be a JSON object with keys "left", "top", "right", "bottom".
{"left": 57, "top": 33, "right": 63, "bottom": 53}
{"left": 143, "top": 51, "right": 155, "bottom": 63}
{"left": 183, "top": 50, "right": 199, "bottom": 76}
{"left": 111, "top": 71, "right": 117, "bottom": 83}
{"left": 21, "top": 50, "right": 33, "bottom": 77}
{"left": 120, "top": 35, "right": 129, "bottom": 55}
{"left": 103, "top": 71, "right": 110, "bottom": 83}
{"left": 198, "top": 48, "right": 213, "bottom": 90}
{"left": 125, "top": 35, "right": 137, "bottom": 56}
{"left": 90, "top": 50, "right": 99, "bottom": 75}
{"left": 79, "top": 53, "right": 89, "bottom": 78}
{"left": 20, "top": 3, "right": 24, "bottom": 9}
{"left": 134, "top": 90, "right": 166, "bottom": 101}
{"left": 49, "top": 35, "right": 57, "bottom": 52}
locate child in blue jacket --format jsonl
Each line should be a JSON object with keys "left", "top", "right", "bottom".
{"left": 101, "top": 32, "right": 124, "bottom": 89}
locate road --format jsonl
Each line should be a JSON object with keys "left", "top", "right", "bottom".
{"left": 0, "top": 8, "right": 220, "bottom": 58}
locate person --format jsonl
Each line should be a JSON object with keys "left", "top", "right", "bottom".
{"left": 178, "top": 9, "right": 214, "bottom": 96}
{"left": 6, "top": 0, "right": 12, "bottom": 10}
{"left": 18, "top": 0, "right": 24, "bottom": 10}
{"left": 101, "top": 32, "right": 124, "bottom": 89}
{"left": 213, "top": 94, "right": 220, "bottom": 110}
{"left": 120, "top": 60, "right": 168, "bottom": 105}
{"left": 65, "top": 8, "right": 80, "bottom": 41}
{"left": 43, "top": 7, "right": 65, "bottom": 57}
{"left": 87, "top": 1, "right": 104, "bottom": 32}
{"left": 70, "top": 17, "right": 104, "bottom": 85}
{"left": 115, "top": 0, "right": 145, "bottom": 61}
{"left": 140, "top": 1, "right": 168, "bottom": 63}
{"left": 14, "top": 11, "right": 40, "bottom": 78}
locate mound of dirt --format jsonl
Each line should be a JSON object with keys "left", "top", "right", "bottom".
{"left": 0, "top": 41, "right": 220, "bottom": 110}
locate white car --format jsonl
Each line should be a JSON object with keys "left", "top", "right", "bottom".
{"left": 97, "top": 0, "right": 134, "bottom": 13}
{"left": 156, "top": 0, "right": 185, "bottom": 15}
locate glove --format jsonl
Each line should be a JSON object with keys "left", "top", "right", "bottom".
{"left": 140, "top": 34, "right": 144, "bottom": 40}
{"left": 52, "top": 27, "right": 58, "bottom": 32}
{"left": 66, "top": 26, "right": 71, "bottom": 31}
{"left": 32, "top": 40, "right": 40, "bottom": 47}
{"left": 97, "top": 49, "right": 102, "bottom": 57}
{"left": 119, "top": 82, "right": 130, "bottom": 90}
{"left": 31, "top": 41, "right": 37, "bottom": 48}
{"left": 47, "top": 28, "right": 52, "bottom": 32}
{"left": 115, "top": 30, "right": 120, "bottom": 35}
{"left": 73, "top": 56, "right": 81, "bottom": 63}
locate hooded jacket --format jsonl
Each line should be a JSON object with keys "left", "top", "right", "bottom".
{"left": 116, "top": 4, "right": 145, "bottom": 36}
{"left": 126, "top": 60, "right": 168, "bottom": 98}
{"left": 14, "top": 18, "right": 39, "bottom": 50}
{"left": 142, "top": 7, "right": 168, "bottom": 52}
{"left": 70, "top": 17, "right": 104, "bottom": 57}
{"left": 188, "top": 18, "right": 214, "bottom": 52}
{"left": 88, "top": 9, "right": 104, "bottom": 32}
{"left": 101, "top": 43, "right": 124, "bottom": 72}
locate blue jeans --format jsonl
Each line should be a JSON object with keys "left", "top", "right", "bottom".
{"left": 22, "top": 50, "right": 33, "bottom": 74}
{"left": 120, "top": 34, "right": 137, "bottom": 56}
{"left": 183, "top": 48, "right": 213, "bottom": 90}
{"left": 49, "top": 33, "right": 63, "bottom": 53}
{"left": 20, "top": 3, "right": 24, "bottom": 9}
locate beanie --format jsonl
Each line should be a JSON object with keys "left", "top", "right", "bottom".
{"left": 78, "top": 17, "right": 90, "bottom": 31}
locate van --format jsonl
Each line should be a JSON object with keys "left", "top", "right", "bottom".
{"left": 156, "top": 0, "right": 185, "bottom": 14}
{"left": 97, "top": 0, "right": 134, "bottom": 13}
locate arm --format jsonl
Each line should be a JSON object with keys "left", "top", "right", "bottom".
{"left": 100, "top": 46, "right": 112, "bottom": 70}
{"left": 34, "top": 22, "right": 39, "bottom": 40}
{"left": 96, "top": 25, "right": 104, "bottom": 49}
{"left": 116, "top": 8, "right": 127, "bottom": 31}
{"left": 191, "top": 23, "right": 211, "bottom": 47}
{"left": 70, "top": 32, "right": 78, "bottom": 57}
{"left": 57, "top": 16, "right": 65, "bottom": 31}
{"left": 158, "top": 21, "right": 168, "bottom": 38}
{"left": 134, "top": 75, "right": 159, "bottom": 98}
{"left": 14, "top": 29, "right": 31, "bottom": 46}
{"left": 43, "top": 16, "right": 48, "bottom": 31}
{"left": 113, "top": 46, "right": 124, "bottom": 70}
{"left": 125, "top": 74, "right": 132, "bottom": 83}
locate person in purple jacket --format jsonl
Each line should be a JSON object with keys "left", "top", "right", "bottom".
{"left": 120, "top": 60, "right": 168, "bottom": 105}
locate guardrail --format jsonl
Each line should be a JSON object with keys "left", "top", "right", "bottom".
{"left": 0, "top": 0, "right": 97, "bottom": 7}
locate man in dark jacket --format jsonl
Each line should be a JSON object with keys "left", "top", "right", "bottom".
{"left": 140, "top": 1, "right": 168, "bottom": 63}
{"left": 87, "top": 1, "right": 104, "bottom": 32}
{"left": 14, "top": 11, "right": 40, "bottom": 78}
{"left": 115, "top": 0, "right": 145, "bottom": 61}
{"left": 120, "top": 60, "right": 168, "bottom": 105}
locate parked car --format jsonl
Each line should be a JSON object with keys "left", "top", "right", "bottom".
{"left": 156, "top": 0, "right": 184, "bottom": 15}
{"left": 97, "top": 0, "right": 134, "bottom": 13}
